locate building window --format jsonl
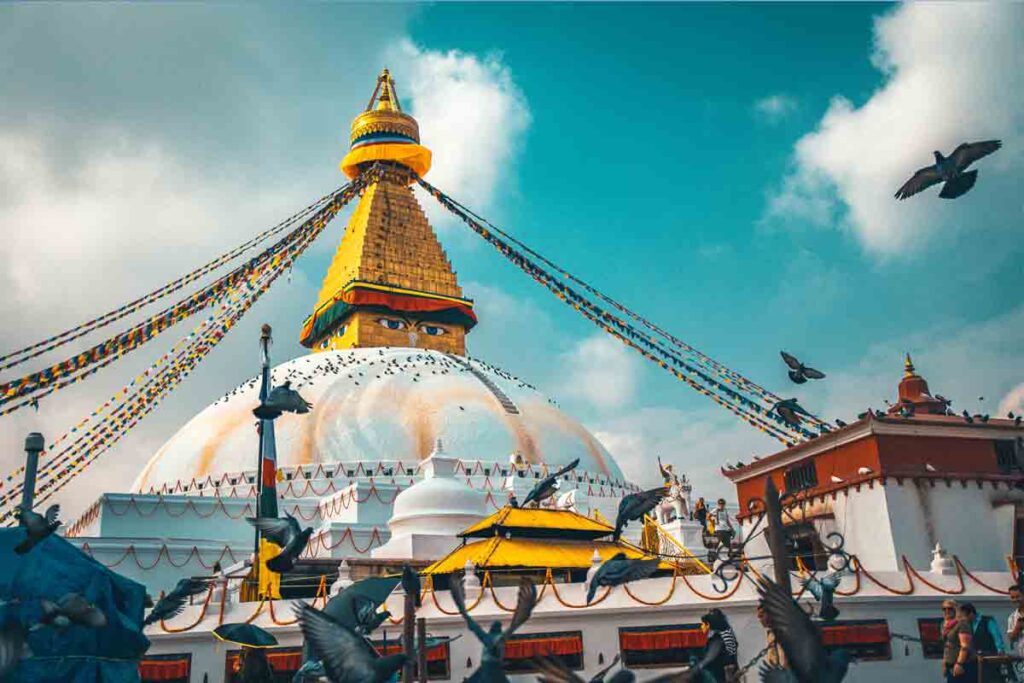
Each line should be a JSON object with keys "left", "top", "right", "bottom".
{"left": 784, "top": 461, "right": 818, "bottom": 493}
{"left": 917, "top": 618, "right": 945, "bottom": 659}
{"left": 140, "top": 653, "right": 191, "bottom": 683}
{"left": 820, "top": 620, "right": 892, "bottom": 661}
{"left": 502, "top": 631, "right": 583, "bottom": 674}
{"left": 996, "top": 440, "right": 1022, "bottom": 474}
{"left": 225, "top": 647, "right": 302, "bottom": 682}
{"left": 375, "top": 640, "right": 450, "bottom": 680}
{"left": 619, "top": 624, "right": 706, "bottom": 668}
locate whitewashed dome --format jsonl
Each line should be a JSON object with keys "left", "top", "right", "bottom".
{"left": 133, "top": 348, "right": 625, "bottom": 492}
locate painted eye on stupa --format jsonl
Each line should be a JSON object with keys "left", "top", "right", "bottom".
{"left": 377, "top": 318, "right": 406, "bottom": 331}
{"left": 419, "top": 325, "right": 447, "bottom": 336}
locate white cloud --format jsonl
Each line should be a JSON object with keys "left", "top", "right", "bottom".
{"left": 387, "top": 40, "right": 531, "bottom": 224}
{"left": 753, "top": 94, "right": 798, "bottom": 123}
{"left": 763, "top": 4, "right": 1024, "bottom": 255}
{"left": 0, "top": 129, "right": 320, "bottom": 520}
{"left": 998, "top": 384, "right": 1024, "bottom": 419}
{"left": 560, "top": 335, "right": 641, "bottom": 412}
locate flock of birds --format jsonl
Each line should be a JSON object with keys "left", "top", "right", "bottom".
{"left": 214, "top": 348, "right": 544, "bottom": 410}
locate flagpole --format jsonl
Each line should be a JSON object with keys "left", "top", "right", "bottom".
{"left": 254, "top": 323, "right": 273, "bottom": 592}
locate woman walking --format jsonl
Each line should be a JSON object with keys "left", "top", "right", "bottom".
{"left": 941, "top": 601, "right": 976, "bottom": 682}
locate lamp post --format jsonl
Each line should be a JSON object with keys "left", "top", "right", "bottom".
{"left": 20, "top": 432, "right": 45, "bottom": 518}
{"left": 253, "top": 324, "right": 275, "bottom": 593}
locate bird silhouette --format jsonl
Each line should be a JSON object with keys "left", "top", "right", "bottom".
{"left": 534, "top": 653, "right": 645, "bottom": 683}
{"left": 757, "top": 577, "right": 851, "bottom": 682}
{"left": 521, "top": 459, "right": 580, "bottom": 508}
{"left": 587, "top": 553, "right": 661, "bottom": 604}
{"left": 800, "top": 570, "right": 846, "bottom": 621}
{"left": 245, "top": 512, "right": 313, "bottom": 572}
{"left": 34, "top": 593, "right": 107, "bottom": 631}
{"left": 254, "top": 381, "right": 313, "bottom": 420}
{"left": 895, "top": 140, "right": 1002, "bottom": 200}
{"left": 14, "top": 504, "right": 61, "bottom": 554}
{"left": 144, "top": 578, "right": 208, "bottom": 626}
{"left": 613, "top": 486, "right": 669, "bottom": 541}
{"left": 781, "top": 351, "right": 826, "bottom": 385}
{"left": 401, "top": 564, "right": 422, "bottom": 609}
{"left": 774, "top": 399, "right": 810, "bottom": 428}
{"left": 450, "top": 577, "right": 537, "bottom": 682}
{"left": 294, "top": 601, "right": 406, "bottom": 683}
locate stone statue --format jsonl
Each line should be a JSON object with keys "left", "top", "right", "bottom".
{"left": 656, "top": 456, "right": 692, "bottom": 524}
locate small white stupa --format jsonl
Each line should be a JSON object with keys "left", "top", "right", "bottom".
{"left": 372, "top": 439, "right": 487, "bottom": 561}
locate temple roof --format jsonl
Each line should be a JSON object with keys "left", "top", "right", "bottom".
{"left": 459, "top": 506, "right": 615, "bottom": 540}
{"left": 422, "top": 536, "right": 669, "bottom": 575}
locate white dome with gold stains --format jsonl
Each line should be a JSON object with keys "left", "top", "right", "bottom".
{"left": 132, "top": 348, "right": 626, "bottom": 493}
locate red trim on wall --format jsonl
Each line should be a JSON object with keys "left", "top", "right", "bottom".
{"left": 504, "top": 634, "right": 583, "bottom": 659}
{"left": 620, "top": 628, "right": 707, "bottom": 651}
{"left": 140, "top": 658, "right": 190, "bottom": 681}
{"left": 821, "top": 622, "right": 890, "bottom": 646}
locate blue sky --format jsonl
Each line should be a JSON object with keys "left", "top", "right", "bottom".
{"left": 0, "top": 3, "right": 1021, "bottom": 513}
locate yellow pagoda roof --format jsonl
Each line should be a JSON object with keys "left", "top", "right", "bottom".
{"left": 459, "top": 506, "right": 614, "bottom": 539}
{"left": 423, "top": 537, "right": 674, "bottom": 575}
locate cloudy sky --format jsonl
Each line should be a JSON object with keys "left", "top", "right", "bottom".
{"left": 0, "top": 3, "right": 1021, "bottom": 519}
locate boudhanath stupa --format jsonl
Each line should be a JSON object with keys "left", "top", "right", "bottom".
{"left": 57, "top": 69, "right": 1023, "bottom": 683}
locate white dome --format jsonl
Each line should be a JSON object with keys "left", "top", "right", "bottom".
{"left": 373, "top": 448, "right": 487, "bottom": 561}
{"left": 133, "top": 348, "right": 625, "bottom": 492}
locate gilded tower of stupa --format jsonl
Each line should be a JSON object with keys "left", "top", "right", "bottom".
{"left": 299, "top": 69, "right": 476, "bottom": 355}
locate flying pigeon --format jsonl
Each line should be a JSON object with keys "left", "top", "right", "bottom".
{"left": 34, "top": 593, "right": 107, "bottom": 631}
{"left": 292, "top": 658, "right": 328, "bottom": 683}
{"left": 246, "top": 512, "right": 313, "bottom": 573}
{"left": 401, "top": 564, "right": 422, "bottom": 609}
{"left": 353, "top": 599, "right": 391, "bottom": 635}
{"left": 781, "top": 351, "right": 826, "bottom": 385}
{"left": 294, "top": 602, "right": 406, "bottom": 683}
{"left": 533, "top": 653, "right": 643, "bottom": 683}
{"left": 521, "top": 458, "right": 580, "bottom": 508}
{"left": 0, "top": 622, "right": 31, "bottom": 678}
{"left": 587, "top": 553, "right": 661, "bottom": 604}
{"left": 774, "top": 399, "right": 810, "bottom": 428}
{"left": 613, "top": 485, "right": 670, "bottom": 541}
{"left": 895, "top": 140, "right": 1002, "bottom": 200}
{"left": 757, "top": 577, "right": 851, "bottom": 683}
{"left": 253, "top": 381, "right": 314, "bottom": 420}
{"left": 144, "top": 577, "right": 209, "bottom": 626}
{"left": 450, "top": 577, "right": 537, "bottom": 682}
{"left": 800, "top": 569, "right": 846, "bottom": 621}
{"left": 14, "top": 504, "right": 61, "bottom": 554}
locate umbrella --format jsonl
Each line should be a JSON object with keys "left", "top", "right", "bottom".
{"left": 213, "top": 622, "right": 278, "bottom": 648}
{"left": 323, "top": 575, "right": 401, "bottom": 631}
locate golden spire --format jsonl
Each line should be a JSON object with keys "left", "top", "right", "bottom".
{"left": 903, "top": 353, "right": 916, "bottom": 377}
{"left": 299, "top": 70, "right": 474, "bottom": 355}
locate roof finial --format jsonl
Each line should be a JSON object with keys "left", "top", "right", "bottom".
{"left": 903, "top": 353, "right": 916, "bottom": 377}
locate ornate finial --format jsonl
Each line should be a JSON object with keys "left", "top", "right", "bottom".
{"left": 903, "top": 353, "right": 916, "bottom": 377}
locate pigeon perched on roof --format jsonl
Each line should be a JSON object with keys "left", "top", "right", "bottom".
{"left": 757, "top": 577, "right": 851, "bottom": 682}
{"left": 800, "top": 569, "right": 846, "bottom": 621}
{"left": 253, "top": 381, "right": 313, "bottom": 420}
{"left": 587, "top": 553, "right": 661, "bottom": 605}
{"left": 246, "top": 512, "right": 313, "bottom": 573}
{"left": 144, "top": 577, "right": 209, "bottom": 626}
{"left": 33, "top": 593, "right": 107, "bottom": 631}
{"left": 14, "top": 504, "right": 61, "bottom": 554}
{"left": 613, "top": 485, "right": 669, "bottom": 541}
{"left": 294, "top": 601, "right": 406, "bottom": 683}
{"left": 895, "top": 140, "right": 1002, "bottom": 200}
{"left": 781, "top": 351, "right": 826, "bottom": 385}
{"left": 521, "top": 458, "right": 580, "bottom": 508}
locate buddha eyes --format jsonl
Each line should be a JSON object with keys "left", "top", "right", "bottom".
{"left": 376, "top": 318, "right": 446, "bottom": 336}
